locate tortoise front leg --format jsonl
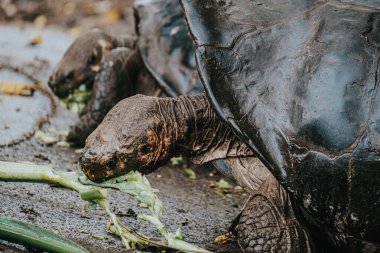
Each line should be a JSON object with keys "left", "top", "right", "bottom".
{"left": 226, "top": 158, "right": 313, "bottom": 253}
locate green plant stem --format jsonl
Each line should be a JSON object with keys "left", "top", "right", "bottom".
{"left": 0, "top": 161, "right": 213, "bottom": 252}
{"left": 0, "top": 216, "right": 89, "bottom": 253}
{"left": 97, "top": 199, "right": 136, "bottom": 249}
{"left": 0, "top": 161, "right": 136, "bottom": 248}
{"left": 0, "top": 161, "right": 88, "bottom": 193}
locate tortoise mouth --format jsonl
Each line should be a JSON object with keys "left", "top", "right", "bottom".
{"left": 49, "top": 73, "right": 94, "bottom": 98}
{"left": 58, "top": 79, "right": 93, "bottom": 114}
{"left": 48, "top": 82, "right": 70, "bottom": 98}
{"left": 80, "top": 162, "right": 130, "bottom": 182}
{"left": 79, "top": 152, "right": 131, "bottom": 182}
{"left": 81, "top": 166, "right": 112, "bottom": 182}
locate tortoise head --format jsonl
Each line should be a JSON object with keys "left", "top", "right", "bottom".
{"left": 79, "top": 95, "right": 173, "bottom": 181}
{"left": 48, "top": 29, "right": 114, "bottom": 97}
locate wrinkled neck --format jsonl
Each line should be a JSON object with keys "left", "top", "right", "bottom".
{"left": 168, "top": 93, "right": 255, "bottom": 164}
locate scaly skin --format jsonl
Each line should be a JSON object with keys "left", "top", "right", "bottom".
{"left": 80, "top": 93, "right": 254, "bottom": 180}
{"left": 79, "top": 93, "right": 312, "bottom": 252}
{"left": 48, "top": 30, "right": 163, "bottom": 145}
{"left": 49, "top": 29, "right": 136, "bottom": 98}
{"left": 224, "top": 158, "right": 312, "bottom": 252}
{"left": 66, "top": 48, "right": 161, "bottom": 145}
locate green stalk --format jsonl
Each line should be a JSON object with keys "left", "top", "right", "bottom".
{"left": 108, "top": 221, "right": 168, "bottom": 249}
{"left": 96, "top": 199, "right": 136, "bottom": 249}
{"left": 0, "top": 216, "right": 89, "bottom": 253}
{"left": 138, "top": 214, "right": 167, "bottom": 237}
{"left": 81, "top": 174, "right": 212, "bottom": 253}
{"left": 0, "top": 162, "right": 58, "bottom": 183}
{"left": 0, "top": 161, "right": 213, "bottom": 252}
{"left": 0, "top": 161, "right": 105, "bottom": 200}
{"left": 0, "top": 161, "right": 134, "bottom": 248}
{"left": 0, "top": 161, "right": 165, "bottom": 250}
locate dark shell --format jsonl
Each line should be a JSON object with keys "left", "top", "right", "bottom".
{"left": 134, "top": 0, "right": 203, "bottom": 96}
{"left": 181, "top": 0, "right": 380, "bottom": 244}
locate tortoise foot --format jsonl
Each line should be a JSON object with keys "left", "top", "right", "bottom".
{"left": 237, "top": 187, "right": 312, "bottom": 252}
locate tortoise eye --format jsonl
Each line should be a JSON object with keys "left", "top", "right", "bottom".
{"left": 88, "top": 54, "right": 97, "bottom": 65}
{"left": 64, "top": 71, "right": 73, "bottom": 83}
{"left": 139, "top": 145, "right": 149, "bottom": 154}
{"left": 106, "top": 159, "right": 117, "bottom": 168}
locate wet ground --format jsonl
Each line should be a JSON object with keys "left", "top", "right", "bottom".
{"left": 0, "top": 135, "right": 245, "bottom": 252}
{"left": 0, "top": 1, "right": 246, "bottom": 252}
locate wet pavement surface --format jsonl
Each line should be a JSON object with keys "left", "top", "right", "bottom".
{"left": 0, "top": 23, "right": 245, "bottom": 253}
{"left": 0, "top": 25, "right": 72, "bottom": 146}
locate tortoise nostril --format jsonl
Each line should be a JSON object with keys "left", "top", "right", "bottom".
{"left": 79, "top": 155, "right": 87, "bottom": 165}
{"left": 64, "top": 71, "right": 74, "bottom": 83}
{"left": 79, "top": 150, "right": 93, "bottom": 165}
{"left": 48, "top": 75, "right": 56, "bottom": 89}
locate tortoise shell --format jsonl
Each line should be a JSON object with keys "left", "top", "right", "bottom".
{"left": 135, "top": 0, "right": 203, "bottom": 96}
{"left": 181, "top": 0, "right": 380, "bottom": 245}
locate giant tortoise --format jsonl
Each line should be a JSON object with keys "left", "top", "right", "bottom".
{"left": 48, "top": 0, "right": 203, "bottom": 145}
{"left": 63, "top": 0, "right": 380, "bottom": 252}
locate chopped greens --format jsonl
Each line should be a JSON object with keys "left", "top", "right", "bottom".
{"left": 0, "top": 161, "right": 212, "bottom": 252}
{"left": 216, "top": 179, "right": 232, "bottom": 190}
{"left": 80, "top": 172, "right": 211, "bottom": 252}
{"left": 183, "top": 168, "right": 196, "bottom": 179}
{"left": 61, "top": 84, "right": 92, "bottom": 114}
{"left": 170, "top": 156, "right": 185, "bottom": 166}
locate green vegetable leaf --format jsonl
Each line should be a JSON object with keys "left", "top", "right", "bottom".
{"left": 183, "top": 168, "right": 196, "bottom": 179}
{"left": 170, "top": 157, "right": 185, "bottom": 166}
{"left": 0, "top": 161, "right": 213, "bottom": 252}
{"left": 216, "top": 179, "right": 232, "bottom": 190}
{"left": 80, "top": 172, "right": 163, "bottom": 218}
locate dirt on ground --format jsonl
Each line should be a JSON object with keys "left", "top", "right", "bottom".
{"left": 0, "top": 1, "right": 246, "bottom": 252}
